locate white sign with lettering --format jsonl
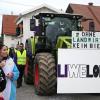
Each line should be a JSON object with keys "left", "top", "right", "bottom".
{"left": 72, "top": 31, "right": 100, "bottom": 49}
{"left": 57, "top": 49, "right": 100, "bottom": 93}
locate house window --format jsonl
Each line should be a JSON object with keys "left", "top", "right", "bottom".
{"left": 89, "top": 21, "right": 95, "bottom": 31}
{"left": 16, "top": 26, "right": 20, "bottom": 36}
{"left": 16, "top": 22, "right": 23, "bottom": 36}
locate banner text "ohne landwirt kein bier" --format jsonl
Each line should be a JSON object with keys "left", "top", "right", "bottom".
{"left": 72, "top": 31, "right": 100, "bottom": 49}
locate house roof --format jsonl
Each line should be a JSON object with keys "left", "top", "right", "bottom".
{"left": 2, "top": 15, "right": 18, "bottom": 35}
{"left": 21, "top": 3, "right": 64, "bottom": 16}
{"left": 16, "top": 3, "right": 64, "bottom": 23}
{"left": 66, "top": 3, "right": 100, "bottom": 31}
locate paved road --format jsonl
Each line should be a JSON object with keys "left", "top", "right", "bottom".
{"left": 17, "top": 83, "right": 100, "bottom": 100}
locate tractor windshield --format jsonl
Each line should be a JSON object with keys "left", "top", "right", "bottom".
{"left": 43, "top": 17, "right": 78, "bottom": 42}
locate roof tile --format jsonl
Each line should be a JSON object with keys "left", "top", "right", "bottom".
{"left": 66, "top": 4, "right": 100, "bottom": 31}
{"left": 2, "top": 15, "right": 18, "bottom": 35}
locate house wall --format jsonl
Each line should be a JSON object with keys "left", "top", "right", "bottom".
{"left": 21, "top": 7, "right": 58, "bottom": 45}
{"left": 4, "top": 35, "right": 20, "bottom": 48}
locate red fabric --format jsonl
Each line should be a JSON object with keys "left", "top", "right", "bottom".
{"left": 0, "top": 97, "right": 4, "bottom": 100}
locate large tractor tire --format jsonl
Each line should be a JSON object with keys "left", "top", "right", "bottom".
{"left": 34, "top": 53, "right": 57, "bottom": 95}
{"left": 24, "top": 58, "right": 33, "bottom": 84}
{"left": 24, "top": 38, "right": 34, "bottom": 84}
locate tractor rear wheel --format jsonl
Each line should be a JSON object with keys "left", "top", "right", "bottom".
{"left": 34, "top": 53, "right": 56, "bottom": 95}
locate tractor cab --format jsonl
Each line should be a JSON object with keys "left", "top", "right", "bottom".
{"left": 32, "top": 13, "right": 82, "bottom": 34}
{"left": 30, "top": 13, "right": 83, "bottom": 50}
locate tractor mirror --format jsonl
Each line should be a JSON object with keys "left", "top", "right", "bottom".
{"left": 30, "top": 19, "right": 36, "bottom": 31}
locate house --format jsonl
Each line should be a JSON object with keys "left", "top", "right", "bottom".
{"left": 16, "top": 4, "right": 64, "bottom": 45}
{"left": 2, "top": 15, "right": 19, "bottom": 48}
{"left": 66, "top": 2, "right": 100, "bottom": 31}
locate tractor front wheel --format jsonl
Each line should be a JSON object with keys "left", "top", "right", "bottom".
{"left": 34, "top": 53, "right": 56, "bottom": 95}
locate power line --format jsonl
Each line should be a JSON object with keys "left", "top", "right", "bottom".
{"left": 0, "top": 0, "right": 34, "bottom": 7}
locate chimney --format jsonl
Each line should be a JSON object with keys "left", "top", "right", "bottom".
{"left": 11, "top": 11, "right": 13, "bottom": 15}
{"left": 88, "top": 2, "right": 93, "bottom": 6}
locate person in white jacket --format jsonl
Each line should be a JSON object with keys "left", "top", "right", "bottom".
{"left": 0, "top": 44, "right": 19, "bottom": 100}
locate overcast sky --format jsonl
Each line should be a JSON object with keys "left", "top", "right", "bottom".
{"left": 0, "top": 0, "right": 100, "bottom": 15}
{"left": 0, "top": 0, "right": 100, "bottom": 33}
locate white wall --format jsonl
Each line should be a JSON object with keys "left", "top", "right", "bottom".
{"left": 0, "top": 15, "right": 2, "bottom": 35}
{"left": 22, "top": 17, "right": 34, "bottom": 45}
{"left": 4, "top": 35, "right": 20, "bottom": 48}
{"left": 22, "top": 7, "right": 58, "bottom": 45}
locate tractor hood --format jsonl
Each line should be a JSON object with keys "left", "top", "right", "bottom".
{"left": 56, "top": 36, "right": 72, "bottom": 48}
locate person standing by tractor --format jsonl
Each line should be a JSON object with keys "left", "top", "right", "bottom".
{"left": 9, "top": 47, "right": 16, "bottom": 61}
{"left": 16, "top": 43, "right": 27, "bottom": 88}
{"left": 15, "top": 44, "right": 20, "bottom": 51}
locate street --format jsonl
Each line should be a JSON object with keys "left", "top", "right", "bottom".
{"left": 17, "top": 83, "right": 100, "bottom": 100}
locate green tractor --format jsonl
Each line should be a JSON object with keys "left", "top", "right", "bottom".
{"left": 24, "top": 13, "right": 83, "bottom": 95}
